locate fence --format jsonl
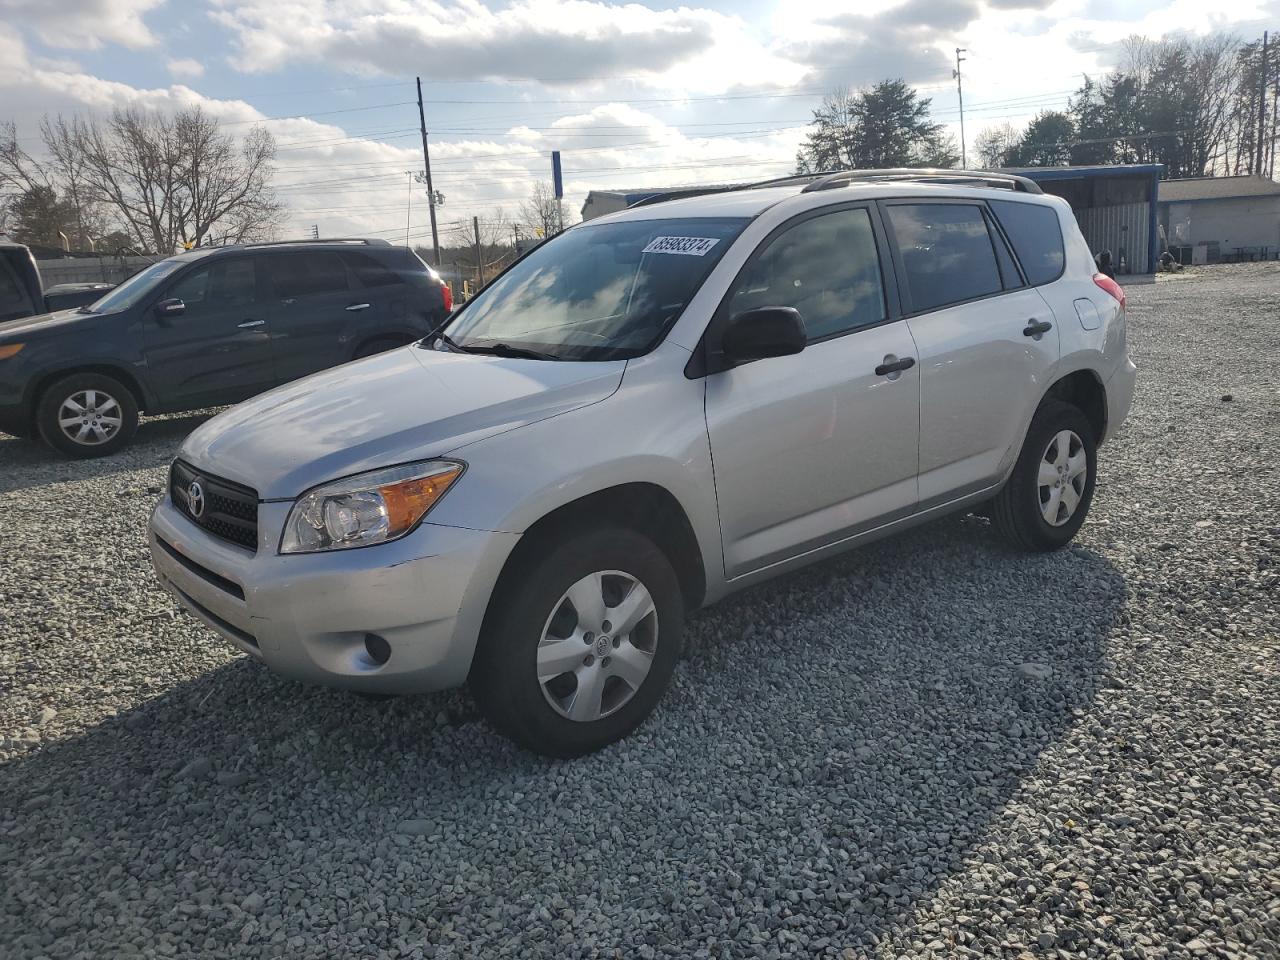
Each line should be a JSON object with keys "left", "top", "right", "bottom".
{"left": 35, "top": 255, "right": 154, "bottom": 287}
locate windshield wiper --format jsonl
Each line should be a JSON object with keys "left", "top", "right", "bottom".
{"left": 75, "top": 305, "right": 97, "bottom": 315}
{"left": 455, "top": 341, "right": 558, "bottom": 361}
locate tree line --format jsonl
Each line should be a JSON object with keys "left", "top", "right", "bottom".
{"left": 796, "top": 31, "right": 1277, "bottom": 181}
{"left": 0, "top": 106, "right": 282, "bottom": 255}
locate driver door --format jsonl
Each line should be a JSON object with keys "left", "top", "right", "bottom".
{"left": 142, "top": 256, "right": 276, "bottom": 410}
{"left": 703, "top": 204, "right": 921, "bottom": 579}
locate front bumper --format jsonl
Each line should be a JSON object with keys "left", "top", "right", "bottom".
{"left": 148, "top": 495, "right": 519, "bottom": 694}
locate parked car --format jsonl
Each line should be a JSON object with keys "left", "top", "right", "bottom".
{"left": 148, "top": 170, "right": 1135, "bottom": 757}
{"left": 0, "top": 241, "right": 115, "bottom": 322}
{"left": 0, "top": 238, "right": 453, "bottom": 457}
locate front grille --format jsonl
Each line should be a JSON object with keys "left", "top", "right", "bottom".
{"left": 170, "top": 460, "right": 259, "bottom": 552}
{"left": 156, "top": 536, "right": 246, "bottom": 600}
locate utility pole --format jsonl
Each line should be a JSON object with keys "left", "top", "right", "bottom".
{"left": 1257, "top": 33, "right": 1269, "bottom": 176}
{"left": 416, "top": 77, "right": 441, "bottom": 267}
{"left": 954, "top": 48, "right": 967, "bottom": 168}
{"left": 472, "top": 216, "right": 484, "bottom": 286}
{"left": 404, "top": 171, "right": 413, "bottom": 248}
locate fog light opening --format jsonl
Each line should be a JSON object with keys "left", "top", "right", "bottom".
{"left": 363, "top": 633, "right": 391, "bottom": 666}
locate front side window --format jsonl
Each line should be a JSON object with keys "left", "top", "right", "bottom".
{"left": 166, "top": 259, "right": 260, "bottom": 316}
{"left": 886, "top": 203, "right": 1002, "bottom": 313}
{"left": 728, "top": 207, "right": 886, "bottom": 341}
{"left": 989, "top": 199, "right": 1065, "bottom": 285}
{"left": 269, "top": 253, "right": 348, "bottom": 298}
{"left": 442, "top": 216, "right": 749, "bottom": 361}
{"left": 86, "top": 258, "right": 187, "bottom": 314}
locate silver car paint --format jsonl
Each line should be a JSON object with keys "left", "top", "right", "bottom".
{"left": 151, "top": 182, "right": 1136, "bottom": 694}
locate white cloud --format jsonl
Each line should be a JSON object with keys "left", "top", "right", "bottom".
{"left": 166, "top": 57, "right": 206, "bottom": 79}
{"left": 0, "top": 0, "right": 166, "bottom": 49}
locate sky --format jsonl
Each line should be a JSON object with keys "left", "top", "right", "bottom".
{"left": 0, "top": 0, "right": 1276, "bottom": 256}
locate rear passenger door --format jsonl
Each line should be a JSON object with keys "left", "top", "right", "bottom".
{"left": 883, "top": 200, "right": 1059, "bottom": 505}
{"left": 704, "top": 204, "right": 921, "bottom": 579}
{"left": 265, "top": 252, "right": 359, "bottom": 383}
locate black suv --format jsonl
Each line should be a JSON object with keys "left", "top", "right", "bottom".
{"left": 0, "top": 239, "right": 452, "bottom": 458}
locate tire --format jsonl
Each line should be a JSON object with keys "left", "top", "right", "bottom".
{"left": 35, "top": 372, "right": 139, "bottom": 459}
{"left": 471, "top": 527, "right": 684, "bottom": 758}
{"left": 992, "top": 399, "right": 1097, "bottom": 551}
{"left": 354, "top": 336, "right": 412, "bottom": 359}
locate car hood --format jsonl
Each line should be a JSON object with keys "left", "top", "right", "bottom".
{"left": 0, "top": 307, "right": 95, "bottom": 339}
{"left": 180, "top": 345, "right": 626, "bottom": 499}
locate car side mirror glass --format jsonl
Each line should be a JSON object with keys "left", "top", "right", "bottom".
{"left": 720, "top": 306, "right": 806, "bottom": 367}
{"left": 156, "top": 298, "right": 185, "bottom": 318}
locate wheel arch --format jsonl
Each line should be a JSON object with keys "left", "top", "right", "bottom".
{"left": 28, "top": 363, "right": 151, "bottom": 426}
{"left": 490, "top": 481, "right": 707, "bottom": 615}
{"left": 1042, "top": 367, "right": 1108, "bottom": 443}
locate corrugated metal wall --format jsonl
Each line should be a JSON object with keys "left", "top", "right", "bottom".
{"left": 1076, "top": 201, "right": 1150, "bottom": 275}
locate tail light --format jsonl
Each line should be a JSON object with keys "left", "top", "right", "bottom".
{"left": 1093, "top": 273, "right": 1125, "bottom": 309}
{"left": 440, "top": 281, "right": 453, "bottom": 313}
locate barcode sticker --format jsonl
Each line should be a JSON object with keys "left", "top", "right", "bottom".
{"left": 641, "top": 236, "right": 720, "bottom": 256}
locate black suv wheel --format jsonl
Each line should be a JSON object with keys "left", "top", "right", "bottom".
{"left": 36, "top": 372, "right": 140, "bottom": 458}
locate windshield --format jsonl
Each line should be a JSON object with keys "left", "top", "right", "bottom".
{"left": 441, "top": 216, "right": 749, "bottom": 360}
{"left": 86, "top": 258, "right": 186, "bottom": 313}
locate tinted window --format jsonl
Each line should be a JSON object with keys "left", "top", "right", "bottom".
{"left": 342, "top": 251, "right": 400, "bottom": 288}
{"left": 989, "top": 215, "right": 1024, "bottom": 290}
{"left": 887, "top": 203, "right": 1002, "bottom": 313}
{"left": 729, "top": 207, "right": 886, "bottom": 341}
{"left": 989, "top": 199, "right": 1065, "bottom": 285}
{"left": 167, "top": 259, "right": 260, "bottom": 316}
{"left": 0, "top": 258, "right": 29, "bottom": 314}
{"left": 269, "top": 253, "right": 348, "bottom": 298}
{"left": 444, "top": 216, "right": 747, "bottom": 361}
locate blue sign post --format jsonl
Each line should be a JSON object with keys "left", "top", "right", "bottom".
{"left": 551, "top": 151, "right": 563, "bottom": 200}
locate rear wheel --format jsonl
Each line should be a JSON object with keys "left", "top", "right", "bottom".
{"left": 992, "top": 399, "right": 1096, "bottom": 551}
{"left": 36, "top": 372, "right": 139, "bottom": 459}
{"left": 471, "top": 527, "right": 683, "bottom": 757}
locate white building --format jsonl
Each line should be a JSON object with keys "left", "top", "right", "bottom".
{"left": 1158, "top": 175, "right": 1280, "bottom": 264}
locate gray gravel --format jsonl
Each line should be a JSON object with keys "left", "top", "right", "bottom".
{"left": 2, "top": 265, "right": 1278, "bottom": 959}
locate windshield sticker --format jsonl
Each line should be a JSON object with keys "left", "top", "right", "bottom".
{"left": 642, "top": 236, "right": 721, "bottom": 257}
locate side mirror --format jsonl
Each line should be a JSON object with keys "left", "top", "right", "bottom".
{"left": 720, "top": 306, "right": 806, "bottom": 367}
{"left": 155, "top": 298, "right": 185, "bottom": 319}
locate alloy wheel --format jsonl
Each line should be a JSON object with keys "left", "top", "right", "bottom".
{"left": 537, "top": 570, "right": 659, "bottom": 722}
{"left": 1037, "top": 429, "right": 1087, "bottom": 527}
{"left": 57, "top": 389, "right": 123, "bottom": 446}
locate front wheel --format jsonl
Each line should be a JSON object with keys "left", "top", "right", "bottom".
{"left": 992, "top": 399, "right": 1097, "bottom": 551}
{"left": 35, "top": 373, "right": 139, "bottom": 459}
{"left": 471, "top": 527, "right": 683, "bottom": 757}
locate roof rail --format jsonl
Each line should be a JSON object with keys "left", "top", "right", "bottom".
{"left": 242, "top": 237, "right": 393, "bottom": 248}
{"left": 799, "top": 168, "right": 1043, "bottom": 194}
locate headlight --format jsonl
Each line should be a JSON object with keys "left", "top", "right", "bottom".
{"left": 280, "top": 460, "right": 464, "bottom": 554}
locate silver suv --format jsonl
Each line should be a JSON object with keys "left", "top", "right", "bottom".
{"left": 149, "top": 170, "right": 1136, "bottom": 757}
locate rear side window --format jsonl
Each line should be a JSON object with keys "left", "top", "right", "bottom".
{"left": 341, "top": 252, "right": 400, "bottom": 288}
{"left": 989, "top": 199, "right": 1065, "bottom": 285}
{"left": 729, "top": 207, "right": 886, "bottom": 341}
{"left": 886, "top": 203, "right": 1002, "bottom": 313}
{"left": 269, "top": 253, "right": 349, "bottom": 298}
{"left": 0, "top": 257, "right": 31, "bottom": 316}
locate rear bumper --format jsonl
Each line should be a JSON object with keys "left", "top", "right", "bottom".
{"left": 148, "top": 495, "right": 519, "bottom": 694}
{"left": 1105, "top": 355, "right": 1137, "bottom": 442}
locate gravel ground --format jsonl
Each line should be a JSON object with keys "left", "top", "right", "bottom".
{"left": 1, "top": 264, "right": 1277, "bottom": 960}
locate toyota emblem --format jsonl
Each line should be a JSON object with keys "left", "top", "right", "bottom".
{"left": 187, "top": 480, "right": 206, "bottom": 519}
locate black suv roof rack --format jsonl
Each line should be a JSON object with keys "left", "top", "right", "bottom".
{"left": 241, "top": 237, "right": 393, "bottom": 248}
{"left": 796, "top": 168, "right": 1043, "bottom": 194}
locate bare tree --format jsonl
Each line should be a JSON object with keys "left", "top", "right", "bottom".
{"left": 974, "top": 122, "right": 1020, "bottom": 168}
{"left": 520, "top": 181, "right": 566, "bottom": 239}
{"left": 8, "top": 107, "right": 283, "bottom": 254}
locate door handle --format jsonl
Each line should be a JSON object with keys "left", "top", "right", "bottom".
{"left": 237, "top": 319, "right": 266, "bottom": 328}
{"left": 875, "top": 355, "right": 916, "bottom": 377}
{"left": 346, "top": 303, "right": 372, "bottom": 312}
{"left": 1023, "top": 319, "right": 1053, "bottom": 337}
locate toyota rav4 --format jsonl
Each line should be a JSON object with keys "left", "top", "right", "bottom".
{"left": 148, "top": 170, "right": 1136, "bottom": 757}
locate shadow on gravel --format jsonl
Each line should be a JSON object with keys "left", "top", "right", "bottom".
{"left": 0, "top": 413, "right": 213, "bottom": 494}
{"left": 0, "top": 516, "right": 1128, "bottom": 958}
